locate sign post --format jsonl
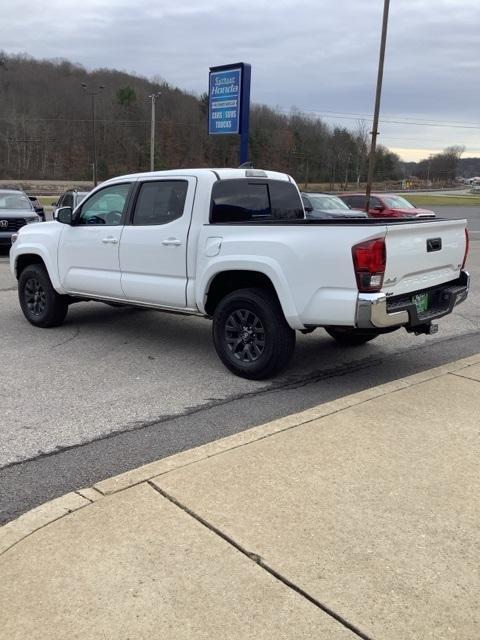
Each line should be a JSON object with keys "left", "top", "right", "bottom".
{"left": 208, "top": 62, "right": 251, "bottom": 164}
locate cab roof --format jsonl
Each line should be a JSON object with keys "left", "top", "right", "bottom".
{"left": 105, "top": 168, "right": 293, "bottom": 184}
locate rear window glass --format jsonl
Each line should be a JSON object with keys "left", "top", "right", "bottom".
{"left": 210, "top": 179, "right": 303, "bottom": 223}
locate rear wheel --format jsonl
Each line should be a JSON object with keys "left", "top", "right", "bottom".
{"left": 213, "top": 287, "right": 296, "bottom": 379}
{"left": 18, "top": 264, "right": 69, "bottom": 327}
{"left": 325, "top": 326, "right": 380, "bottom": 346}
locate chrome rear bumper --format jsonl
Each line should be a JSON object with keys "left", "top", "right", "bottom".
{"left": 356, "top": 270, "right": 470, "bottom": 330}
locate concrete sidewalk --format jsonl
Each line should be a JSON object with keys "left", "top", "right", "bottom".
{"left": 1, "top": 356, "right": 479, "bottom": 640}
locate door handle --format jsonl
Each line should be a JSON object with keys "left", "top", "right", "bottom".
{"left": 161, "top": 238, "right": 182, "bottom": 246}
{"left": 101, "top": 237, "right": 118, "bottom": 244}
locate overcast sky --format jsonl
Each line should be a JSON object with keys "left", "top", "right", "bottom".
{"left": 2, "top": 0, "right": 480, "bottom": 161}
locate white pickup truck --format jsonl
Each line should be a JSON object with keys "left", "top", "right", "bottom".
{"left": 10, "top": 168, "right": 470, "bottom": 379}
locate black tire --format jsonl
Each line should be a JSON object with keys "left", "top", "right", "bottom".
{"left": 213, "top": 287, "right": 296, "bottom": 380}
{"left": 325, "top": 326, "right": 380, "bottom": 346}
{"left": 18, "top": 264, "right": 68, "bottom": 328}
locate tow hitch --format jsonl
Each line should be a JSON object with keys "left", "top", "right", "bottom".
{"left": 408, "top": 323, "right": 439, "bottom": 336}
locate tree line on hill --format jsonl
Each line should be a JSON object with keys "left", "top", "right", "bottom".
{"left": 0, "top": 52, "right": 473, "bottom": 185}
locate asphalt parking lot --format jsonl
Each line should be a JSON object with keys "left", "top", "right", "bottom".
{"left": 0, "top": 211, "right": 479, "bottom": 523}
{"left": 430, "top": 205, "right": 480, "bottom": 239}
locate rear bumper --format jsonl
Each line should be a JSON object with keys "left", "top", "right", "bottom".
{"left": 356, "top": 270, "right": 470, "bottom": 330}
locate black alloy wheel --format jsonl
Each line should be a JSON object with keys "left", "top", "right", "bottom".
{"left": 24, "top": 277, "right": 47, "bottom": 317}
{"left": 224, "top": 308, "right": 266, "bottom": 363}
{"left": 213, "top": 287, "right": 296, "bottom": 380}
{"left": 18, "top": 264, "right": 69, "bottom": 328}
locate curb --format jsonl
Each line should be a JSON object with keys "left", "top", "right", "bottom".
{"left": 2, "top": 353, "right": 480, "bottom": 557}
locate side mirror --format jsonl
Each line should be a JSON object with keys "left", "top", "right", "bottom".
{"left": 372, "top": 205, "right": 384, "bottom": 211}
{"left": 304, "top": 205, "right": 313, "bottom": 213}
{"left": 56, "top": 206, "right": 73, "bottom": 224}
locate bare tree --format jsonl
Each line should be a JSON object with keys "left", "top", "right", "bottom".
{"left": 0, "top": 52, "right": 407, "bottom": 184}
{"left": 353, "top": 120, "right": 369, "bottom": 186}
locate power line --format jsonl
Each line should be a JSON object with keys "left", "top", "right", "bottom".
{"left": 0, "top": 118, "right": 202, "bottom": 126}
{"left": 382, "top": 135, "right": 479, "bottom": 144}
{"left": 3, "top": 114, "right": 480, "bottom": 132}
{"left": 290, "top": 108, "right": 480, "bottom": 128}
{"left": 278, "top": 107, "right": 480, "bottom": 130}
{"left": 4, "top": 111, "right": 480, "bottom": 131}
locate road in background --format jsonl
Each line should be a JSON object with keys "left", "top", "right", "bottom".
{"left": 0, "top": 224, "right": 478, "bottom": 524}
{"left": 432, "top": 205, "right": 480, "bottom": 239}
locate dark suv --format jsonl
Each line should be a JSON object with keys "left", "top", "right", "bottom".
{"left": 0, "top": 189, "right": 41, "bottom": 246}
{"left": 28, "top": 195, "right": 46, "bottom": 221}
{"left": 54, "top": 189, "right": 90, "bottom": 215}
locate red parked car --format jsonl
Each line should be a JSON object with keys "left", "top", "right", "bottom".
{"left": 339, "top": 193, "right": 435, "bottom": 219}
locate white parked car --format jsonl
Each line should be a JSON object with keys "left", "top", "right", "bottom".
{"left": 10, "top": 168, "right": 470, "bottom": 378}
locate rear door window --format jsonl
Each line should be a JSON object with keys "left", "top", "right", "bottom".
{"left": 132, "top": 181, "right": 188, "bottom": 226}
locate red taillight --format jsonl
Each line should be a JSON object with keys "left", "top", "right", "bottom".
{"left": 462, "top": 228, "right": 469, "bottom": 269}
{"left": 352, "top": 238, "right": 386, "bottom": 292}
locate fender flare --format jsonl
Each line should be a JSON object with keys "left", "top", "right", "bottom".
{"left": 196, "top": 256, "right": 305, "bottom": 330}
{"left": 14, "top": 244, "right": 66, "bottom": 293}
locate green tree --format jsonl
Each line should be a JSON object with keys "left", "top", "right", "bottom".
{"left": 96, "top": 159, "right": 109, "bottom": 180}
{"left": 116, "top": 86, "right": 136, "bottom": 107}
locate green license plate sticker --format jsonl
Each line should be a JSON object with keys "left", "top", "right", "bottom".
{"left": 412, "top": 292, "right": 429, "bottom": 313}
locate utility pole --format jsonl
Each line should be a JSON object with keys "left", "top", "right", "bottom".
{"left": 303, "top": 158, "right": 310, "bottom": 190}
{"left": 427, "top": 153, "right": 433, "bottom": 184}
{"left": 365, "top": 0, "right": 390, "bottom": 212}
{"left": 148, "top": 92, "right": 161, "bottom": 171}
{"left": 81, "top": 83, "right": 104, "bottom": 187}
{"left": 344, "top": 153, "right": 351, "bottom": 190}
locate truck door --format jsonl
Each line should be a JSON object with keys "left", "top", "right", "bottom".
{"left": 58, "top": 182, "right": 132, "bottom": 298}
{"left": 119, "top": 177, "right": 196, "bottom": 308}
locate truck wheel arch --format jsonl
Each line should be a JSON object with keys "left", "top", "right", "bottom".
{"left": 14, "top": 249, "right": 65, "bottom": 293}
{"left": 204, "top": 271, "right": 280, "bottom": 315}
{"left": 15, "top": 253, "right": 46, "bottom": 279}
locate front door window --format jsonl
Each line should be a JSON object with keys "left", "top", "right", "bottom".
{"left": 78, "top": 184, "right": 131, "bottom": 226}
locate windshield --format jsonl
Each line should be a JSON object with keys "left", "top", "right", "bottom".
{"left": 308, "top": 195, "right": 350, "bottom": 211}
{"left": 75, "top": 192, "right": 89, "bottom": 204}
{"left": 383, "top": 195, "right": 415, "bottom": 209}
{"left": 0, "top": 191, "right": 33, "bottom": 210}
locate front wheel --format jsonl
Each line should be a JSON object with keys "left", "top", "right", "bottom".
{"left": 18, "top": 264, "right": 69, "bottom": 327}
{"left": 325, "top": 326, "right": 380, "bottom": 346}
{"left": 213, "top": 288, "right": 296, "bottom": 380}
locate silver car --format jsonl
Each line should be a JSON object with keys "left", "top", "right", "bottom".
{"left": 301, "top": 192, "right": 368, "bottom": 219}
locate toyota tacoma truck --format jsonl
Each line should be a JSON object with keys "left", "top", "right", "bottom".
{"left": 10, "top": 168, "right": 470, "bottom": 379}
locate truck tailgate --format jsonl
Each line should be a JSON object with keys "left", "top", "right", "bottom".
{"left": 383, "top": 219, "right": 467, "bottom": 297}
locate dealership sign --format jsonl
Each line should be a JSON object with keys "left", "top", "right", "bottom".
{"left": 209, "top": 66, "right": 242, "bottom": 134}
{"left": 208, "top": 63, "right": 251, "bottom": 163}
